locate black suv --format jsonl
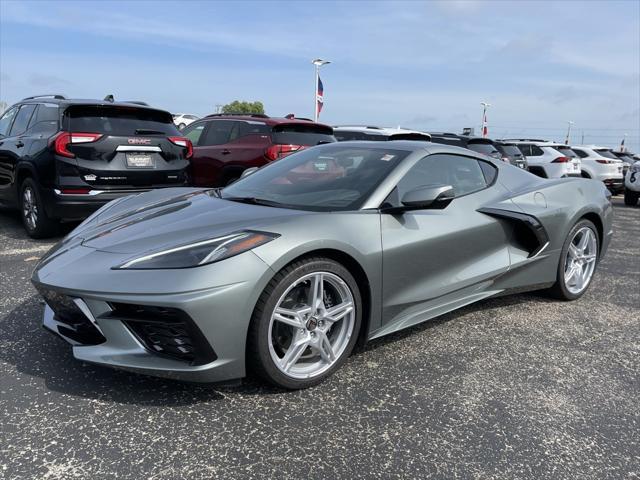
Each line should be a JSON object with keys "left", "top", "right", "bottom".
{"left": 0, "top": 95, "right": 192, "bottom": 237}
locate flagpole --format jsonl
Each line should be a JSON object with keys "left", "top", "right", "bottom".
{"left": 480, "top": 102, "right": 490, "bottom": 138}
{"left": 565, "top": 121, "right": 574, "bottom": 145}
{"left": 312, "top": 59, "right": 330, "bottom": 122}
{"left": 314, "top": 63, "right": 319, "bottom": 122}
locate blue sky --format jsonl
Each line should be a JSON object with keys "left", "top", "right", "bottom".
{"left": 1, "top": 0, "right": 638, "bottom": 150}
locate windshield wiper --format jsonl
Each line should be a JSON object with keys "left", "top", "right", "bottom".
{"left": 135, "top": 129, "right": 165, "bottom": 135}
{"left": 224, "top": 196, "right": 285, "bottom": 208}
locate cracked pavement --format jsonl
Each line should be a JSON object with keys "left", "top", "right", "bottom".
{"left": 0, "top": 198, "right": 638, "bottom": 479}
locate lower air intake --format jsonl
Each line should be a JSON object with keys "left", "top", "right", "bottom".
{"left": 106, "top": 303, "right": 216, "bottom": 365}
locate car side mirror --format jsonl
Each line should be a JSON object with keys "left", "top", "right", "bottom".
{"left": 400, "top": 184, "right": 455, "bottom": 210}
{"left": 240, "top": 167, "right": 259, "bottom": 179}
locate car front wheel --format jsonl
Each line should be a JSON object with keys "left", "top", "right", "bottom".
{"left": 20, "top": 178, "right": 58, "bottom": 238}
{"left": 548, "top": 219, "right": 599, "bottom": 300}
{"left": 248, "top": 257, "right": 362, "bottom": 389}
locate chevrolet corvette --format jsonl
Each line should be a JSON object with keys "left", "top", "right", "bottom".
{"left": 32, "top": 142, "right": 613, "bottom": 389}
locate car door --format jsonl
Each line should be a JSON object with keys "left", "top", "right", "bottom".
{"left": 0, "top": 104, "right": 37, "bottom": 201}
{"left": 187, "top": 120, "right": 235, "bottom": 187}
{"left": 378, "top": 153, "right": 512, "bottom": 335}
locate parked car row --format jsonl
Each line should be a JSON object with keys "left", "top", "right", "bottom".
{"left": 0, "top": 94, "right": 637, "bottom": 238}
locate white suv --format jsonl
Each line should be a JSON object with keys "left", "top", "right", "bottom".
{"left": 172, "top": 113, "right": 200, "bottom": 130}
{"left": 504, "top": 140, "right": 581, "bottom": 178}
{"left": 334, "top": 126, "right": 432, "bottom": 142}
{"left": 624, "top": 160, "right": 640, "bottom": 206}
{"left": 571, "top": 145, "right": 624, "bottom": 193}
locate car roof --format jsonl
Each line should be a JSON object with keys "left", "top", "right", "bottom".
{"left": 14, "top": 95, "right": 168, "bottom": 113}
{"left": 574, "top": 145, "right": 611, "bottom": 150}
{"left": 203, "top": 113, "right": 331, "bottom": 128}
{"left": 506, "top": 139, "right": 567, "bottom": 147}
{"left": 334, "top": 125, "right": 428, "bottom": 134}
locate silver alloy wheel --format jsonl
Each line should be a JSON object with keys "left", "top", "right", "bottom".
{"left": 564, "top": 226, "right": 597, "bottom": 294}
{"left": 268, "top": 271, "right": 355, "bottom": 379}
{"left": 22, "top": 186, "right": 38, "bottom": 231}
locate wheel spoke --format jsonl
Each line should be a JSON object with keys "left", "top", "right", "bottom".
{"left": 317, "top": 332, "right": 336, "bottom": 363}
{"left": 273, "top": 307, "right": 304, "bottom": 329}
{"left": 577, "top": 230, "right": 590, "bottom": 252}
{"left": 582, "top": 254, "right": 596, "bottom": 264}
{"left": 324, "top": 301, "right": 353, "bottom": 324}
{"left": 280, "top": 338, "right": 308, "bottom": 372}
{"left": 565, "top": 265, "right": 579, "bottom": 285}
{"left": 568, "top": 244, "right": 580, "bottom": 259}
{"left": 309, "top": 273, "right": 324, "bottom": 311}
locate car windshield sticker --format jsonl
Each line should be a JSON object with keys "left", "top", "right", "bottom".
{"left": 380, "top": 154, "right": 395, "bottom": 161}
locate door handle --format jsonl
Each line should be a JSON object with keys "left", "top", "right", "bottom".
{"left": 15, "top": 140, "right": 25, "bottom": 148}
{"left": 221, "top": 149, "right": 231, "bottom": 155}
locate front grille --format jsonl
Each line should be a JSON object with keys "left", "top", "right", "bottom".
{"left": 36, "top": 287, "right": 106, "bottom": 345}
{"left": 105, "top": 303, "right": 216, "bottom": 365}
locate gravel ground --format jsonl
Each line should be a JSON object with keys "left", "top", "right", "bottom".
{"left": 0, "top": 198, "right": 638, "bottom": 479}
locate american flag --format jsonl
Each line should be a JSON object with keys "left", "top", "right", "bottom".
{"left": 317, "top": 76, "right": 324, "bottom": 116}
{"left": 482, "top": 110, "right": 488, "bottom": 138}
{"left": 620, "top": 136, "right": 626, "bottom": 152}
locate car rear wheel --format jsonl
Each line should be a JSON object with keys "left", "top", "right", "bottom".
{"left": 247, "top": 257, "right": 362, "bottom": 389}
{"left": 20, "top": 178, "right": 59, "bottom": 238}
{"left": 548, "top": 219, "right": 599, "bottom": 300}
{"left": 624, "top": 189, "right": 639, "bottom": 206}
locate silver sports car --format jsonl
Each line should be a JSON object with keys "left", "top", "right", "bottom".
{"left": 32, "top": 142, "right": 613, "bottom": 389}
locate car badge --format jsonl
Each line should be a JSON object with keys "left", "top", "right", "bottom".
{"left": 84, "top": 174, "right": 97, "bottom": 181}
{"left": 128, "top": 138, "right": 151, "bottom": 145}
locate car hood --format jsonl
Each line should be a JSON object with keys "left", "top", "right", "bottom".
{"left": 73, "top": 188, "right": 308, "bottom": 254}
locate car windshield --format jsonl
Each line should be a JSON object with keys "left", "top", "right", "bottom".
{"left": 595, "top": 149, "right": 618, "bottom": 160}
{"left": 556, "top": 146, "right": 579, "bottom": 158}
{"left": 499, "top": 144, "right": 523, "bottom": 156}
{"left": 467, "top": 142, "right": 500, "bottom": 156}
{"left": 222, "top": 145, "right": 409, "bottom": 211}
{"left": 65, "top": 105, "right": 178, "bottom": 135}
{"left": 271, "top": 123, "right": 336, "bottom": 146}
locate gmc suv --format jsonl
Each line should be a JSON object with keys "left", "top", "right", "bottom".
{"left": 181, "top": 114, "right": 335, "bottom": 187}
{"left": 0, "top": 95, "right": 192, "bottom": 237}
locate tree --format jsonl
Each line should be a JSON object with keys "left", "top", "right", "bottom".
{"left": 221, "top": 100, "right": 265, "bottom": 115}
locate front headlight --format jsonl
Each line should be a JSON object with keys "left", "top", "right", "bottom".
{"left": 113, "top": 231, "right": 279, "bottom": 270}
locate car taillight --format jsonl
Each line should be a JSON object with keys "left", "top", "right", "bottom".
{"left": 595, "top": 159, "right": 614, "bottom": 164}
{"left": 551, "top": 156, "right": 570, "bottom": 163}
{"left": 169, "top": 136, "right": 193, "bottom": 159}
{"left": 50, "top": 132, "right": 103, "bottom": 158}
{"left": 265, "top": 144, "right": 304, "bottom": 161}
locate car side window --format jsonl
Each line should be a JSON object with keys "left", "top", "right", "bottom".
{"left": 574, "top": 149, "right": 588, "bottom": 158}
{"left": 9, "top": 104, "right": 37, "bottom": 136}
{"left": 0, "top": 107, "right": 18, "bottom": 137}
{"left": 27, "top": 103, "right": 59, "bottom": 134}
{"left": 396, "top": 154, "right": 489, "bottom": 199}
{"left": 200, "top": 120, "right": 235, "bottom": 146}
{"left": 529, "top": 145, "right": 544, "bottom": 156}
{"left": 183, "top": 123, "right": 206, "bottom": 145}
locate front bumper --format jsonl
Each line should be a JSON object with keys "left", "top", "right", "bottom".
{"left": 32, "top": 247, "right": 275, "bottom": 382}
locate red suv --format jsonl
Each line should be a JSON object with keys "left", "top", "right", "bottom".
{"left": 182, "top": 114, "right": 336, "bottom": 186}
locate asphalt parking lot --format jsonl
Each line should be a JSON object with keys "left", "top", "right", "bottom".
{"left": 0, "top": 198, "right": 638, "bottom": 480}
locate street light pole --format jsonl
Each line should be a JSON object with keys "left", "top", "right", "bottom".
{"left": 480, "top": 102, "right": 490, "bottom": 138}
{"left": 565, "top": 121, "right": 574, "bottom": 145}
{"left": 312, "top": 59, "right": 330, "bottom": 122}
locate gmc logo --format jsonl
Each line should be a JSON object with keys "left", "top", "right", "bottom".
{"left": 128, "top": 138, "right": 151, "bottom": 145}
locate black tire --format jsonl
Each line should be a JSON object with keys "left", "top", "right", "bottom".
{"left": 19, "top": 178, "right": 59, "bottom": 239}
{"left": 547, "top": 219, "right": 599, "bottom": 301}
{"left": 624, "top": 189, "right": 639, "bottom": 206}
{"left": 247, "top": 257, "right": 362, "bottom": 389}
